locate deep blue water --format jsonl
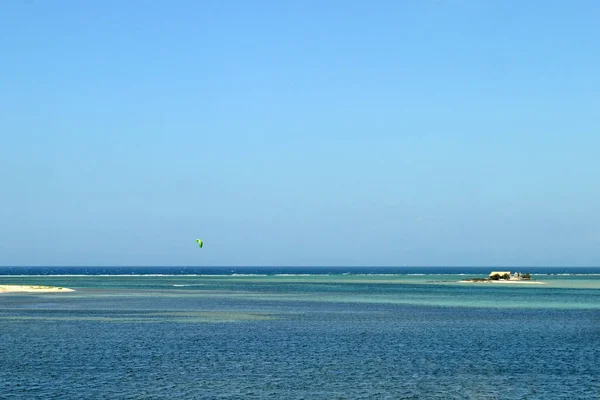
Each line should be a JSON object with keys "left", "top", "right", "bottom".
{"left": 1, "top": 267, "right": 599, "bottom": 399}
{"left": 1, "top": 266, "right": 600, "bottom": 275}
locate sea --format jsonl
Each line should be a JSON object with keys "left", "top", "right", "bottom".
{"left": 0, "top": 267, "right": 598, "bottom": 399}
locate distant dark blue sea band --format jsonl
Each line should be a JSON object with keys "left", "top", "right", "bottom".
{"left": 1, "top": 266, "right": 599, "bottom": 276}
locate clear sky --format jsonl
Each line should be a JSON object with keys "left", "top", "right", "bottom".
{"left": 2, "top": 1, "right": 599, "bottom": 267}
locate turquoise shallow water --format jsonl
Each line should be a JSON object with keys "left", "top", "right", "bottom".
{"left": 1, "top": 270, "right": 599, "bottom": 399}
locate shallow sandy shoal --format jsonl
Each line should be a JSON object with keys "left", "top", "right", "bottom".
{"left": 0, "top": 285, "right": 74, "bottom": 293}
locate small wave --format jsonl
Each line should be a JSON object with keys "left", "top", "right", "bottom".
{"left": 539, "top": 273, "right": 600, "bottom": 276}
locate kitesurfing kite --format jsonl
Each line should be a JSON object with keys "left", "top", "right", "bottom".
{"left": 196, "top": 239, "right": 203, "bottom": 248}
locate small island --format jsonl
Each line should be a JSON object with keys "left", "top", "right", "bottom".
{"left": 460, "top": 271, "right": 546, "bottom": 285}
{"left": 0, "top": 285, "right": 74, "bottom": 293}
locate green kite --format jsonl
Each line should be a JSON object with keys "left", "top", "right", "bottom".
{"left": 196, "top": 239, "right": 203, "bottom": 248}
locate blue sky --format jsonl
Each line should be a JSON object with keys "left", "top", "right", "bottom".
{"left": 2, "top": 1, "right": 599, "bottom": 266}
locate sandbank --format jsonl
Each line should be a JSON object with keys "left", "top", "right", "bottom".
{"left": 0, "top": 285, "right": 74, "bottom": 293}
{"left": 459, "top": 280, "right": 547, "bottom": 285}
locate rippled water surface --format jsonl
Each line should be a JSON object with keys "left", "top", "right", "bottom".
{"left": 1, "top": 269, "right": 599, "bottom": 399}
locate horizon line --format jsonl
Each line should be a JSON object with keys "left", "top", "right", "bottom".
{"left": 2, "top": 265, "right": 599, "bottom": 268}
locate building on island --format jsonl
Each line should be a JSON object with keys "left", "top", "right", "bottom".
{"left": 488, "top": 271, "right": 528, "bottom": 280}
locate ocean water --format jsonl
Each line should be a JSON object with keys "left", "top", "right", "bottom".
{"left": 1, "top": 267, "right": 599, "bottom": 399}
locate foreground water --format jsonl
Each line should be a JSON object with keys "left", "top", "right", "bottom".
{"left": 1, "top": 267, "right": 599, "bottom": 399}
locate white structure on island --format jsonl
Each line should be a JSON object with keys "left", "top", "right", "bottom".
{"left": 489, "top": 271, "right": 526, "bottom": 280}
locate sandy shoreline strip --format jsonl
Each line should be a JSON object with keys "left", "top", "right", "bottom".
{"left": 459, "top": 280, "right": 547, "bottom": 285}
{"left": 0, "top": 285, "right": 74, "bottom": 293}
